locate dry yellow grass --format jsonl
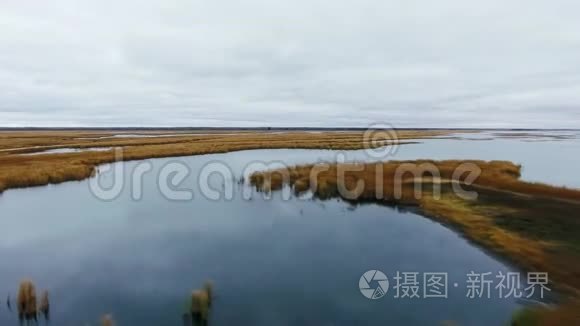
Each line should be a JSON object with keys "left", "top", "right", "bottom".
{"left": 0, "top": 129, "right": 452, "bottom": 153}
{"left": 0, "top": 129, "right": 454, "bottom": 194}
{"left": 419, "top": 195, "right": 559, "bottom": 286}
{"left": 251, "top": 159, "right": 580, "bottom": 203}
{"left": 5, "top": 130, "right": 575, "bottom": 323}
{"left": 17, "top": 280, "right": 37, "bottom": 321}
{"left": 190, "top": 280, "right": 214, "bottom": 324}
{"left": 250, "top": 160, "right": 580, "bottom": 299}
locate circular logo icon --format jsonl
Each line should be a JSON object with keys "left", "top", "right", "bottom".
{"left": 362, "top": 123, "right": 399, "bottom": 159}
{"left": 359, "top": 269, "right": 389, "bottom": 299}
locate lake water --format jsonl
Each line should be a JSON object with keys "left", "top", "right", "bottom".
{"left": 19, "top": 147, "right": 113, "bottom": 156}
{"left": 0, "top": 131, "right": 577, "bottom": 325}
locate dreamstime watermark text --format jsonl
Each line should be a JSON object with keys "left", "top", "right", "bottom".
{"left": 88, "top": 124, "right": 482, "bottom": 202}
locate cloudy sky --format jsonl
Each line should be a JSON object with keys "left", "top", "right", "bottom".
{"left": 1, "top": 0, "right": 579, "bottom": 128}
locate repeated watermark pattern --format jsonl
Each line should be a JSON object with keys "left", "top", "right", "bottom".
{"left": 358, "top": 270, "right": 551, "bottom": 300}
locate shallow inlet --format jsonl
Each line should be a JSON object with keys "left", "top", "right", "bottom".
{"left": 0, "top": 133, "right": 575, "bottom": 325}
{"left": 75, "top": 132, "right": 274, "bottom": 139}
{"left": 76, "top": 133, "right": 229, "bottom": 139}
{"left": 19, "top": 147, "right": 113, "bottom": 155}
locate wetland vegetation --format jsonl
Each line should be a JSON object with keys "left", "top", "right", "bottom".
{"left": 0, "top": 129, "right": 451, "bottom": 194}
{"left": 1, "top": 129, "right": 579, "bottom": 324}
{"left": 250, "top": 159, "right": 580, "bottom": 323}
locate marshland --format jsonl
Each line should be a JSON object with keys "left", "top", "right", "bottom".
{"left": 0, "top": 129, "right": 450, "bottom": 194}
{"left": 0, "top": 129, "right": 579, "bottom": 325}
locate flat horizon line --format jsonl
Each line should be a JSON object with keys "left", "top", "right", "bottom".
{"left": 0, "top": 127, "right": 579, "bottom": 131}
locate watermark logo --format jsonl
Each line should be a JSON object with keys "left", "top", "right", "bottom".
{"left": 359, "top": 270, "right": 389, "bottom": 299}
{"left": 357, "top": 270, "right": 550, "bottom": 300}
{"left": 362, "top": 123, "right": 399, "bottom": 159}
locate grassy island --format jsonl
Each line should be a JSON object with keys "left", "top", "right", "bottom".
{"left": 250, "top": 160, "right": 580, "bottom": 324}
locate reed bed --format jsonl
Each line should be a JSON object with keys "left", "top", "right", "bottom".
{"left": 251, "top": 160, "right": 580, "bottom": 323}
{"left": 0, "top": 129, "right": 453, "bottom": 194}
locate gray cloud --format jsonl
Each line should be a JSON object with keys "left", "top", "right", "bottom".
{"left": 1, "top": 0, "right": 579, "bottom": 128}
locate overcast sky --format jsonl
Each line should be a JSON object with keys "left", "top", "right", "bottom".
{"left": 1, "top": 0, "right": 579, "bottom": 128}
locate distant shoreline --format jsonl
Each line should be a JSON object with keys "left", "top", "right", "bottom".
{"left": 1, "top": 127, "right": 579, "bottom": 131}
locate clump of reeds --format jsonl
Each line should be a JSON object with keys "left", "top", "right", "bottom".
{"left": 203, "top": 281, "right": 214, "bottom": 308}
{"left": 191, "top": 290, "right": 210, "bottom": 324}
{"left": 0, "top": 162, "right": 95, "bottom": 194}
{"left": 39, "top": 290, "right": 50, "bottom": 320}
{"left": 101, "top": 314, "right": 115, "bottom": 326}
{"left": 17, "top": 280, "right": 37, "bottom": 322}
{"left": 189, "top": 280, "right": 214, "bottom": 325}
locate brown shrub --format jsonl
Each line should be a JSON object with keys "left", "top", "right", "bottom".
{"left": 17, "top": 280, "right": 37, "bottom": 316}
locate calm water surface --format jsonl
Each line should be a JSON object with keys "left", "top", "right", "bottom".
{"left": 0, "top": 132, "right": 577, "bottom": 325}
